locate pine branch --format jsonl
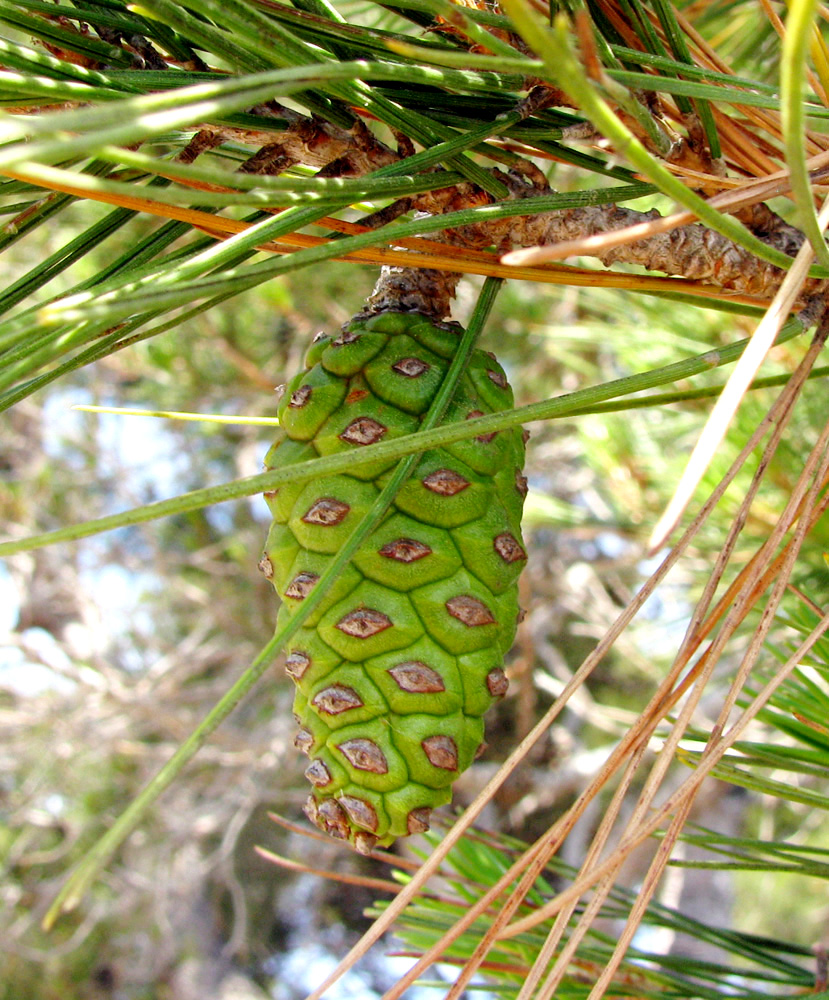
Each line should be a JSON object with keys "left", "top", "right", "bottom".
{"left": 182, "top": 109, "right": 822, "bottom": 312}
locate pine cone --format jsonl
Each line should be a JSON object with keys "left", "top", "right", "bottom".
{"left": 261, "top": 311, "right": 527, "bottom": 853}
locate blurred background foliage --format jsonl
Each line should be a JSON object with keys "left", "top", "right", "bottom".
{"left": 0, "top": 0, "right": 828, "bottom": 996}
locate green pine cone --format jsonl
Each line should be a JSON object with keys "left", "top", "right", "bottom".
{"left": 261, "top": 311, "right": 527, "bottom": 853}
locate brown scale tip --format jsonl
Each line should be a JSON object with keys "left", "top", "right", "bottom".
{"left": 467, "top": 409, "right": 496, "bottom": 444}
{"left": 354, "top": 832, "right": 379, "bottom": 855}
{"left": 339, "top": 417, "right": 387, "bottom": 445}
{"left": 332, "top": 329, "right": 359, "bottom": 346}
{"left": 515, "top": 470, "right": 529, "bottom": 498}
{"left": 339, "top": 795, "right": 379, "bottom": 833}
{"left": 379, "top": 538, "right": 432, "bottom": 563}
{"left": 446, "top": 595, "right": 496, "bottom": 627}
{"left": 407, "top": 807, "right": 432, "bottom": 835}
{"left": 337, "top": 737, "right": 389, "bottom": 773}
{"left": 392, "top": 357, "right": 430, "bottom": 378}
{"left": 289, "top": 384, "right": 312, "bottom": 408}
{"left": 388, "top": 661, "right": 445, "bottom": 694}
{"left": 493, "top": 533, "right": 527, "bottom": 564}
{"left": 303, "top": 795, "right": 319, "bottom": 824}
{"left": 336, "top": 607, "right": 392, "bottom": 638}
{"left": 422, "top": 468, "right": 469, "bottom": 496}
{"left": 285, "top": 571, "right": 319, "bottom": 600}
{"left": 422, "top": 734, "right": 459, "bottom": 770}
{"left": 316, "top": 798, "right": 350, "bottom": 839}
{"left": 305, "top": 759, "right": 333, "bottom": 788}
{"left": 474, "top": 741, "right": 488, "bottom": 760}
{"left": 311, "top": 684, "right": 364, "bottom": 715}
{"left": 302, "top": 498, "right": 351, "bottom": 526}
{"left": 257, "top": 554, "right": 274, "bottom": 580}
{"left": 486, "top": 667, "right": 509, "bottom": 698}
{"left": 285, "top": 651, "right": 312, "bottom": 679}
{"left": 487, "top": 369, "right": 508, "bottom": 389}
{"left": 294, "top": 728, "right": 314, "bottom": 755}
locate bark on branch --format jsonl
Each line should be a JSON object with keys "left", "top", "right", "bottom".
{"left": 188, "top": 111, "right": 827, "bottom": 319}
